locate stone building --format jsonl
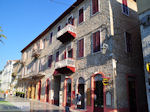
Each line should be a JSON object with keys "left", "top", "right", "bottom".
{"left": 136, "top": 0, "right": 150, "bottom": 111}
{"left": 19, "top": 0, "right": 147, "bottom": 112}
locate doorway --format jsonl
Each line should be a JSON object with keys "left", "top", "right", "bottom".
{"left": 128, "top": 76, "right": 137, "bottom": 112}
{"left": 46, "top": 79, "right": 50, "bottom": 102}
{"left": 38, "top": 81, "right": 41, "bottom": 100}
{"left": 94, "top": 74, "right": 104, "bottom": 112}
{"left": 66, "top": 78, "right": 72, "bottom": 107}
{"left": 77, "top": 77, "right": 85, "bottom": 109}
{"left": 54, "top": 76, "right": 61, "bottom": 106}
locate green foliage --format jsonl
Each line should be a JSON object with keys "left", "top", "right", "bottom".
{"left": 0, "top": 26, "right": 7, "bottom": 43}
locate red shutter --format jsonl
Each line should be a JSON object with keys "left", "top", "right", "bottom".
{"left": 92, "top": 0, "right": 99, "bottom": 14}
{"left": 72, "top": 18, "right": 75, "bottom": 25}
{"left": 79, "top": 8, "right": 84, "bottom": 24}
{"left": 122, "top": 0, "right": 127, "bottom": 6}
{"left": 96, "top": 31, "right": 100, "bottom": 51}
{"left": 64, "top": 51, "right": 66, "bottom": 59}
{"left": 93, "top": 33, "right": 96, "bottom": 52}
{"left": 95, "top": 0, "right": 99, "bottom": 13}
{"left": 92, "top": 0, "right": 95, "bottom": 14}
{"left": 78, "top": 39, "right": 84, "bottom": 57}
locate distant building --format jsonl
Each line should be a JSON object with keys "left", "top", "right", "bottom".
{"left": 10, "top": 60, "right": 22, "bottom": 95}
{"left": 0, "top": 70, "right": 2, "bottom": 89}
{"left": 1, "top": 60, "right": 19, "bottom": 92}
{"left": 137, "top": 0, "right": 150, "bottom": 111}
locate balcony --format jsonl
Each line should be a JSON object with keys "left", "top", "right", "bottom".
{"left": 57, "top": 24, "right": 76, "bottom": 43}
{"left": 32, "top": 49, "right": 41, "bottom": 58}
{"left": 55, "top": 58, "right": 75, "bottom": 74}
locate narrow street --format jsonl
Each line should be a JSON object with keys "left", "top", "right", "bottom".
{"left": 0, "top": 94, "right": 66, "bottom": 112}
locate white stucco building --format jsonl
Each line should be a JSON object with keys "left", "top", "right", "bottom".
{"left": 1, "top": 60, "right": 18, "bottom": 91}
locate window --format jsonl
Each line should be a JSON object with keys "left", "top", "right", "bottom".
{"left": 48, "top": 55, "right": 53, "bottom": 68}
{"left": 49, "top": 32, "right": 53, "bottom": 44}
{"left": 68, "top": 16, "right": 74, "bottom": 25}
{"left": 64, "top": 51, "right": 67, "bottom": 59}
{"left": 42, "top": 39, "right": 45, "bottom": 49}
{"left": 92, "top": 0, "right": 99, "bottom": 15}
{"left": 58, "top": 25, "right": 61, "bottom": 32}
{"left": 79, "top": 8, "right": 84, "bottom": 24}
{"left": 56, "top": 51, "right": 59, "bottom": 62}
{"left": 68, "top": 49, "right": 73, "bottom": 58}
{"left": 122, "top": 0, "right": 129, "bottom": 16}
{"left": 125, "top": 32, "right": 132, "bottom": 53}
{"left": 78, "top": 38, "right": 84, "bottom": 58}
{"left": 93, "top": 31, "right": 100, "bottom": 53}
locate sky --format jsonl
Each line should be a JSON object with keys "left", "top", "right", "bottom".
{"left": 0, "top": 0, "right": 76, "bottom": 70}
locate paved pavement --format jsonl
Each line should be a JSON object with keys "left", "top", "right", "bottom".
{"left": 0, "top": 94, "right": 21, "bottom": 112}
{"left": 0, "top": 93, "right": 81, "bottom": 112}
{"left": 5, "top": 95, "right": 66, "bottom": 112}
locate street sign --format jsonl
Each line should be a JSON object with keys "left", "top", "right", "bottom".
{"left": 146, "top": 63, "right": 150, "bottom": 73}
{"left": 103, "top": 78, "right": 109, "bottom": 86}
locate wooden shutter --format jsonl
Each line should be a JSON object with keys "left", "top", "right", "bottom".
{"left": 96, "top": 31, "right": 100, "bottom": 52}
{"left": 79, "top": 8, "right": 84, "bottom": 24}
{"left": 64, "top": 51, "right": 66, "bottom": 59}
{"left": 93, "top": 32, "right": 96, "bottom": 52}
{"left": 78, "top": 39, "right": 84, "bottom": 57}
{"left": 95, "top": 0, "right": 99, "bottom": 13}
{"left": 92, "top": 0, "right": 99, "bottom": 14}
{"left": 122, "top": 0, "right": 127, "bottom": 6}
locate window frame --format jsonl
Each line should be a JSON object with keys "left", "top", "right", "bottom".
{"left": 124, "top": 32, "right": 132, "bottom": 53}
{"left": 48, "top": 55, "right": 53, "bottom": 68}
{"left": 91, "top": 0, "right": 100, "bottom": 16}
{"left": 78, "top": 38, "right": 85, "bottom": 58}
{"left": 57, "top": 25, "right": 61, "bottom": 32}
{"left": 78, "top": 6, "right": 85, "bottom": 24}
{"left": 92, "top": 30, "right": 102, "bottom": 54}
{"left": 67, "top": 14, "right": 74, "bottom": 25}
{"left": 49, "top": 32, "right": 53, "bottom": 45}
{"left": 121, "top": 0, "right": 129, "bottom": 16}
{"left": 56, "top": 51, "right": 59, "bottom": 62}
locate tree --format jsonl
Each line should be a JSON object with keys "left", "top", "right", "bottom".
{"left": 0, "top": 27, "right": 6, "bottom": 43}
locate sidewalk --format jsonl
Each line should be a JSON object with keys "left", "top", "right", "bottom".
{"left": 6, "top": 95, "right": 65, "bottom": 112}
{"left": 0, "top": 93, "right": 21, "bottom": 112}
{"left": 5, "top": 95, "right": 82, "bottom": 112}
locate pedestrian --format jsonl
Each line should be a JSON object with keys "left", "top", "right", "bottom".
{"left": 65, "top": 103, "right": 70, "bottom": 112}
{"left": 4, "top": 93, "right": 6, "bottom": 99}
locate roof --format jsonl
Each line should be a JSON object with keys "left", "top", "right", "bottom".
{"left": 21, "top": 0, "right": 84, "bottom": 53}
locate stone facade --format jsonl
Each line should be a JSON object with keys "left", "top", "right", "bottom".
{"left": 18, "top": 0, "right": 148, "bottom": 112}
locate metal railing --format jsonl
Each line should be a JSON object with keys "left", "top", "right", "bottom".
{"left": 57, "top": 24, "right": 76, "bottom": 38}
{"left": 55, "top": 58, "right": 75, "bottom": 69}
